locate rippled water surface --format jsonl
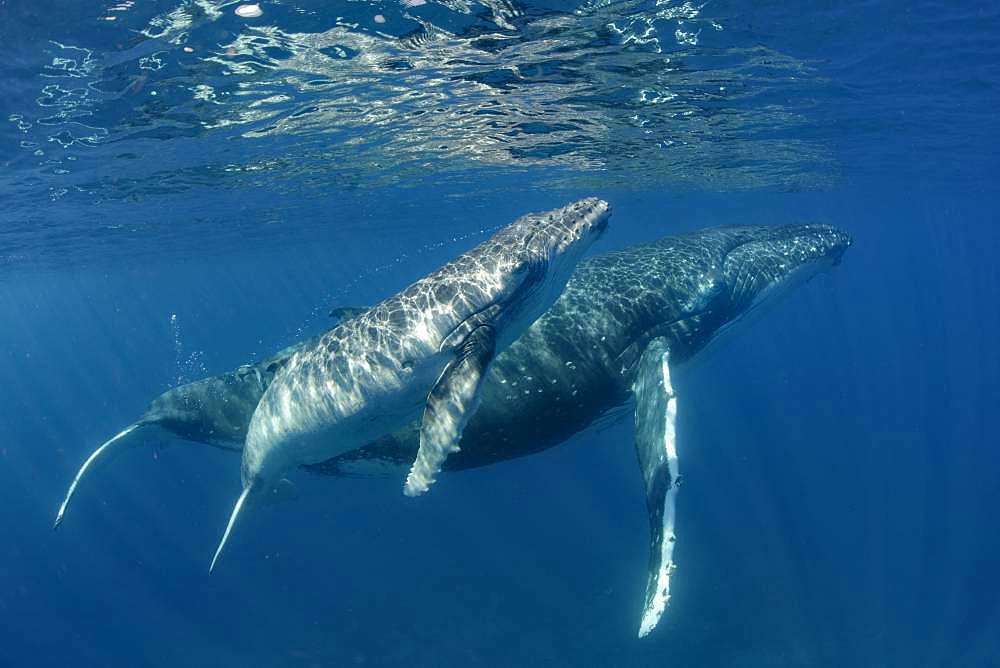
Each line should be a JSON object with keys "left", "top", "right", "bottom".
{"left": 3, "top": 1, "right": 996, "bottom": 269}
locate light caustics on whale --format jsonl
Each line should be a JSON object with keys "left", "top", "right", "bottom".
{"left": 308, "top": 222, "right": 852, "bottom": 636}
{"left": 208, "top": 198, "right": 610, "bottom": 572}
{"left": 54, "top": 221, "right": 851, "bottom": 637}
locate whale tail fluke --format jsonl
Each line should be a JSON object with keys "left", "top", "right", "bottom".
{"left": 209, "top": 485, "right": 252, "bottom": 574}
{"left": 53, "top": 422, "right": 146, "bottom": 530}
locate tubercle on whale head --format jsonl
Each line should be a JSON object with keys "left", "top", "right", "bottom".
{"left": 496, "top": 197, "right": 611, "bottom": 264}
{"left": 518, "top": 198, "right": 610, "bottom": 291}
{"left": 545, "top": 197, "right": 610, "bottom": 255}
{"left": 489, "top": 198, "right": 611, "bottom": 344}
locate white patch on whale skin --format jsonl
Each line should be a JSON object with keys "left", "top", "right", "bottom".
{"left": 638, "top": 351, "right": 679, "bottom": 639}
{"left": 54, "top": 423, "right": 143, "bottom": 529}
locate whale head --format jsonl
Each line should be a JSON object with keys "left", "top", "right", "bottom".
{"left": 481, "top": 197, "right": 611, "bottom": 349}
{"left": 669, "top": 223, "right": 852, "bottom": 359}
{"left": 719, "top": 223, "right": 852, "bottom": 314}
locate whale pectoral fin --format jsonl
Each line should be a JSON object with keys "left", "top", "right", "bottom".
{"left": 210, "top": 484, "right": 252, "bottom": 574}
{"left": 54, "top": 421, "right": 147, "bottom": 530}
{"left": 631, "top": 337, "right": 680, "bottom": 638}
{"left": 404, "top": 325, "right": 496, "bottom": 497}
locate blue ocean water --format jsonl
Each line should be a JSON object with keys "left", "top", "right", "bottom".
{"left": 1, "top": 1, "right": 998, "bottom": 666}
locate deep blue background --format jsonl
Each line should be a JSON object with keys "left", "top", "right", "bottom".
{"left": 3, "top": 184, "right": 998, "bottom": 666}
{"left": 1, "top": 0, "right": 999, "bottom": 666}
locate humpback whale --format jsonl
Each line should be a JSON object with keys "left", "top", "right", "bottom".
{"left": 320, "top": 224, "right": 853, "bottom": 477}
{"left": 54, "top": 222, "right": 850, "bottom": 636}
{"left": 209, "top": 198, "right": 610, "bottom": 571}
{"left": 308, "top": 223, "right": 852, "bottom": 635}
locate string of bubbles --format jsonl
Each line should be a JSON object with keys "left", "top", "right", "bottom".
{"left": 169, "top": 312, "right": 207, "bottom": 385}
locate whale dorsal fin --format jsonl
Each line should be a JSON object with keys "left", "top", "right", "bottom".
{"left": 631, "top": 337, "right": 680, "bottom": 638}
{"left": 404, "top": 325, "right": 496, "bottom": 496}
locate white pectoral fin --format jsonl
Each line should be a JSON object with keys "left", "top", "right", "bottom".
{"left": 54, "top": 421, "right": 146, "bottom": 529}
{"left": 404, "top": 326, "right": 496, "bottom": 497}
{"left": 631, "top": 337, "right": 680, "bottom": 638}
{"left": 209, "top": 485, "right": 252, "bottom": 574}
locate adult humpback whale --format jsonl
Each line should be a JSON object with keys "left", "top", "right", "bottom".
{"left": 209, "top": 197, "right": 610, "bottom": 571}
{"left": 318, "top": 223, "right": 852, "bottom": 478}
{"left": 54, "top": 222, "right": 850, "bottom": 636}
{"left": 308, "top": 223, "right": 852, "bottom": 635}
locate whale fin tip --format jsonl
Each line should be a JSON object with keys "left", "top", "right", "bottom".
{"left": 53, "top": 422, "right": 144, "bottom": 529}
{"left": 209, "top": 485, "right": 252, "bottom": 574}
{"left": 406, "top": 326, "right": 495, "bottom": 496}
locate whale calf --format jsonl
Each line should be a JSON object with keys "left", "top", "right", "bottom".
{"left": 209, "top": 197, "right": 610, "bottom": 571}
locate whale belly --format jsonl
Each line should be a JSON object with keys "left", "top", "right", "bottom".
{"left": 246, "top": 349, "right": 450, "bottom": 477}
